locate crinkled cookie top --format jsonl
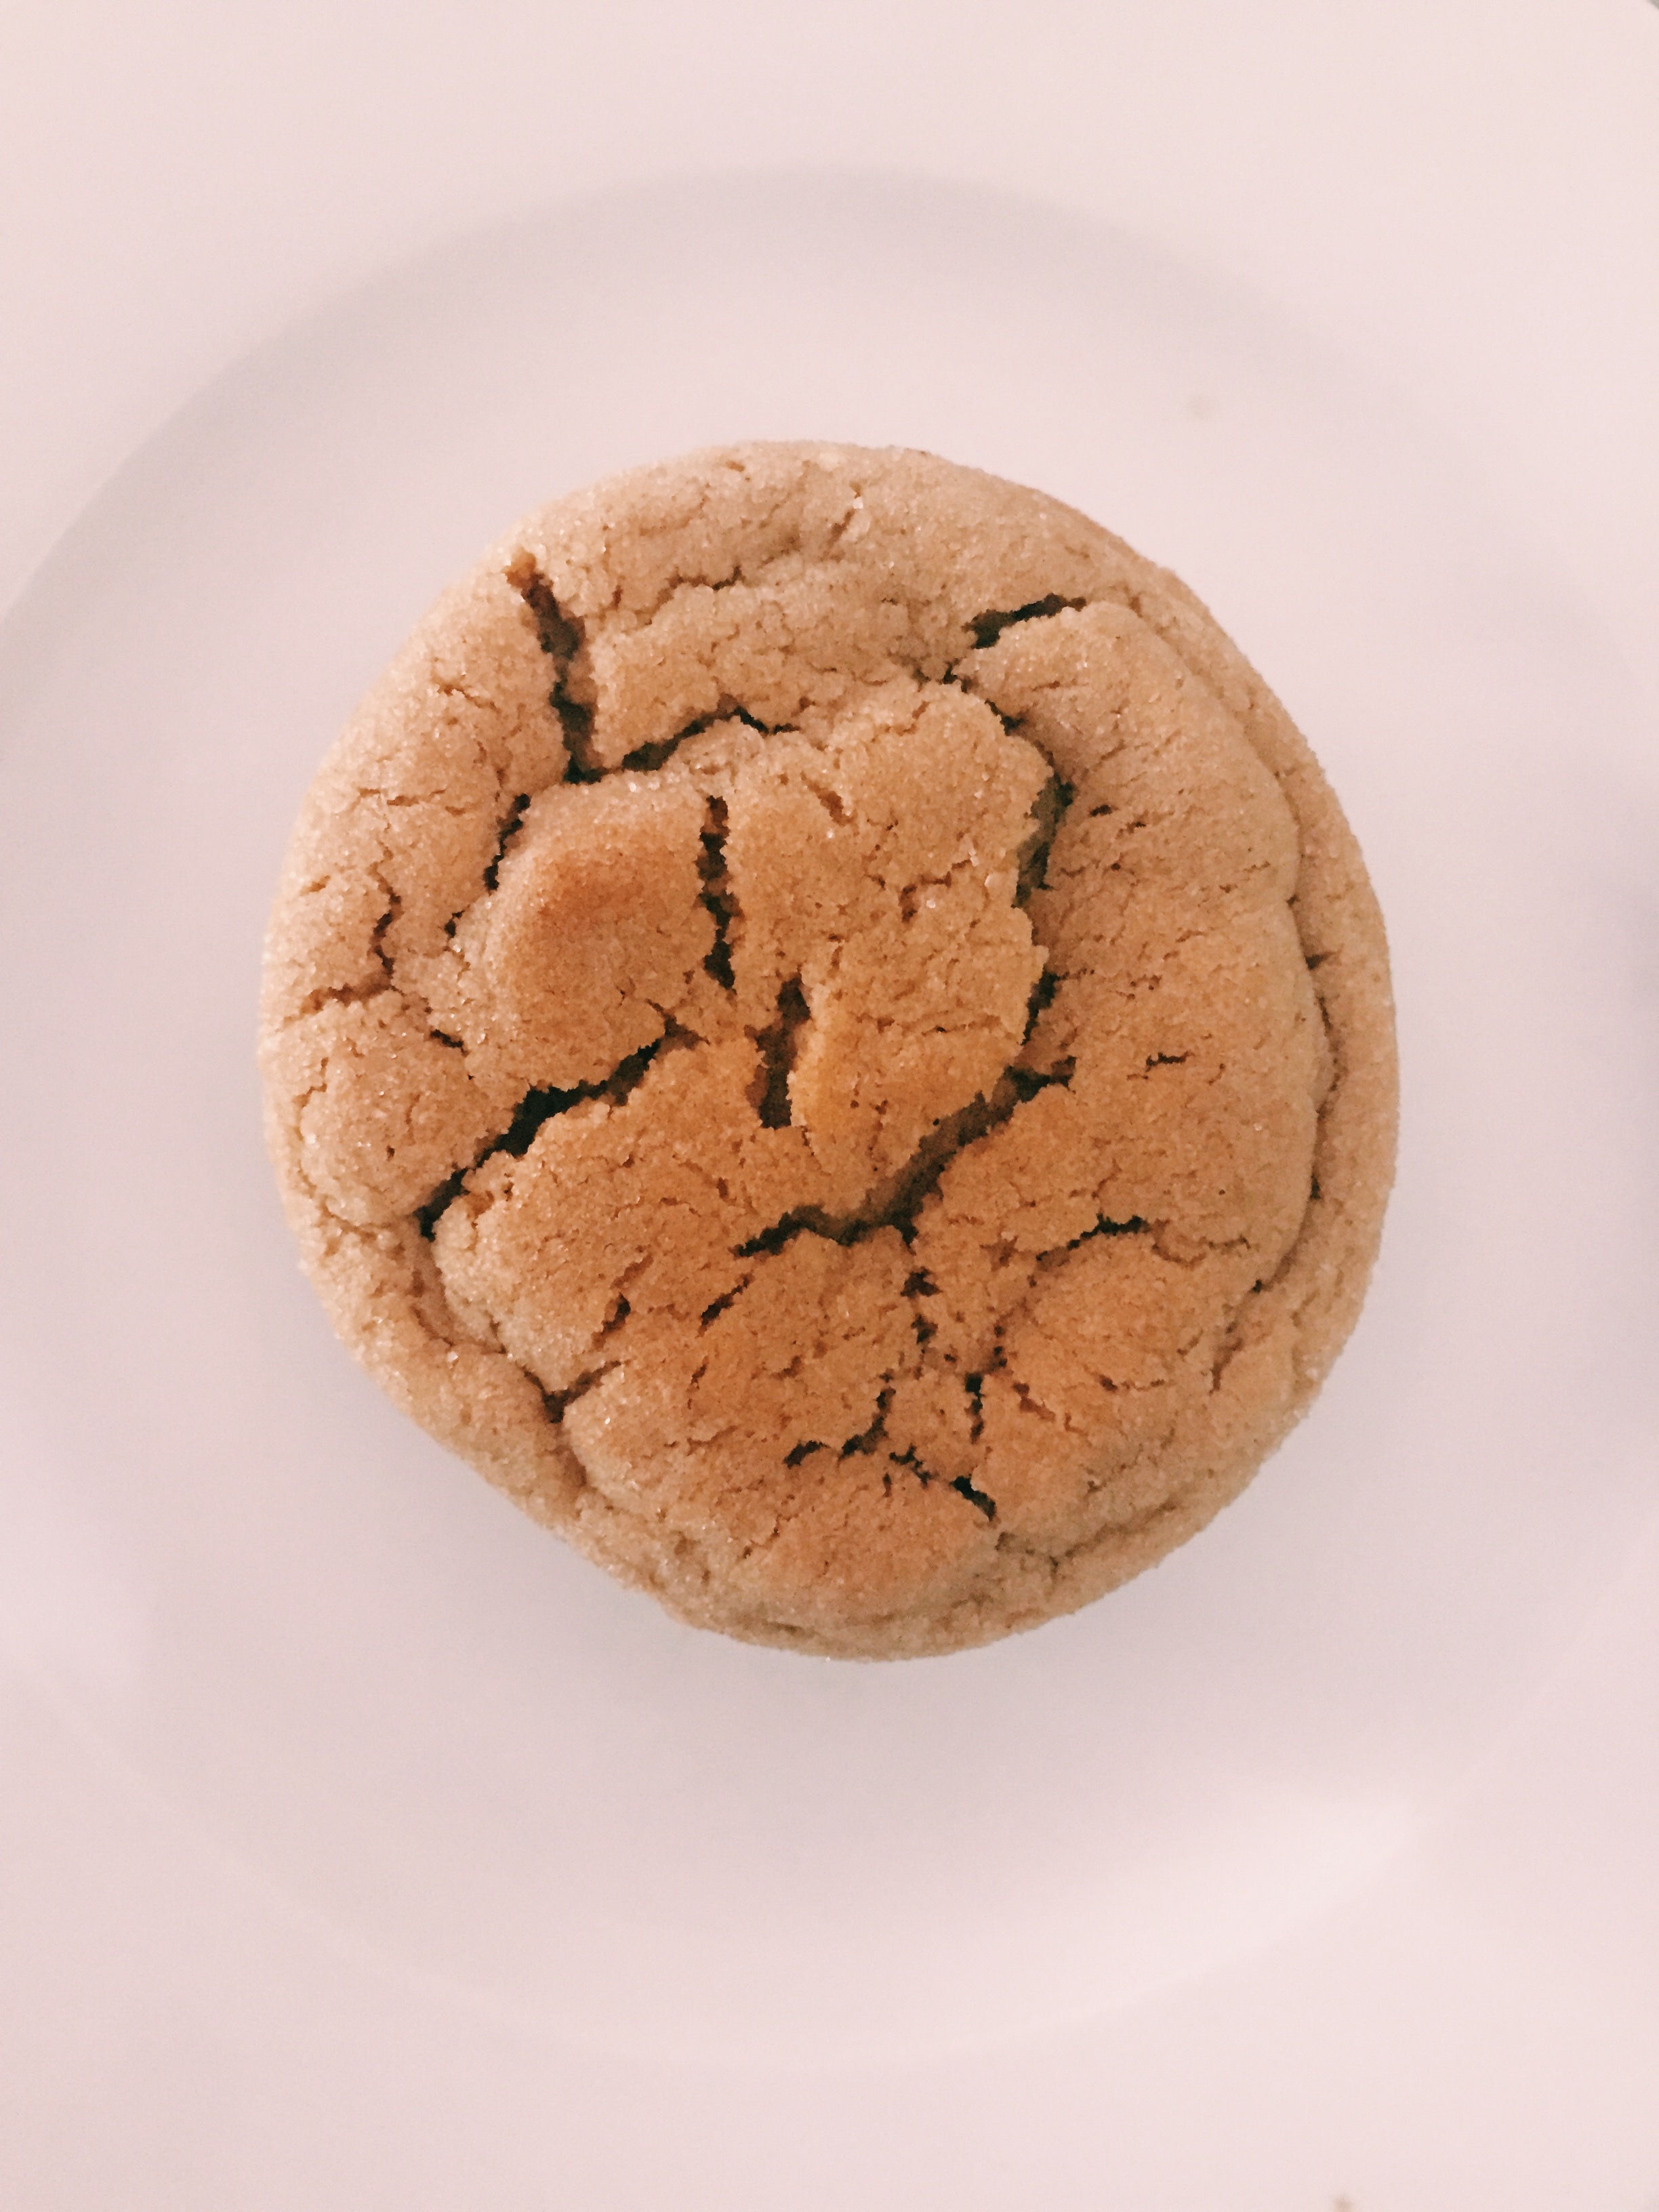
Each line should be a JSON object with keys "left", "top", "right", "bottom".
{"left": 260, "top": 444, "right": 1395, "bottom": 1657}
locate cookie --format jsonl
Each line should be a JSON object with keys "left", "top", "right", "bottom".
{"left": 259, "top": 443, "right": 1396, "bottom": 1658}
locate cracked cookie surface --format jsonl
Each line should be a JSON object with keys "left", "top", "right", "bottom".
{"left": 259, "top": 443, "right": 1397, "bottom": 1657}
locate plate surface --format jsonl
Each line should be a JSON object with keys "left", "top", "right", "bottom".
{"left": 1, "top": 171, "right": 1656, "bottom": 2072}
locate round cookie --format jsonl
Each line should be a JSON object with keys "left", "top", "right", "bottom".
{"left": 259, "top": 443, "right": 1397, "bottom": 1658}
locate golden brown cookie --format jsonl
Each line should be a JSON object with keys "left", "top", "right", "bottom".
{"left": 259, "top": 444, "right": 1396, "bottom": 1658}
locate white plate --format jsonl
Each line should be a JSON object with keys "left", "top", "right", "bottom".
{"left": 2, "top": 172, "right": 1656, "bottom": 2082}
